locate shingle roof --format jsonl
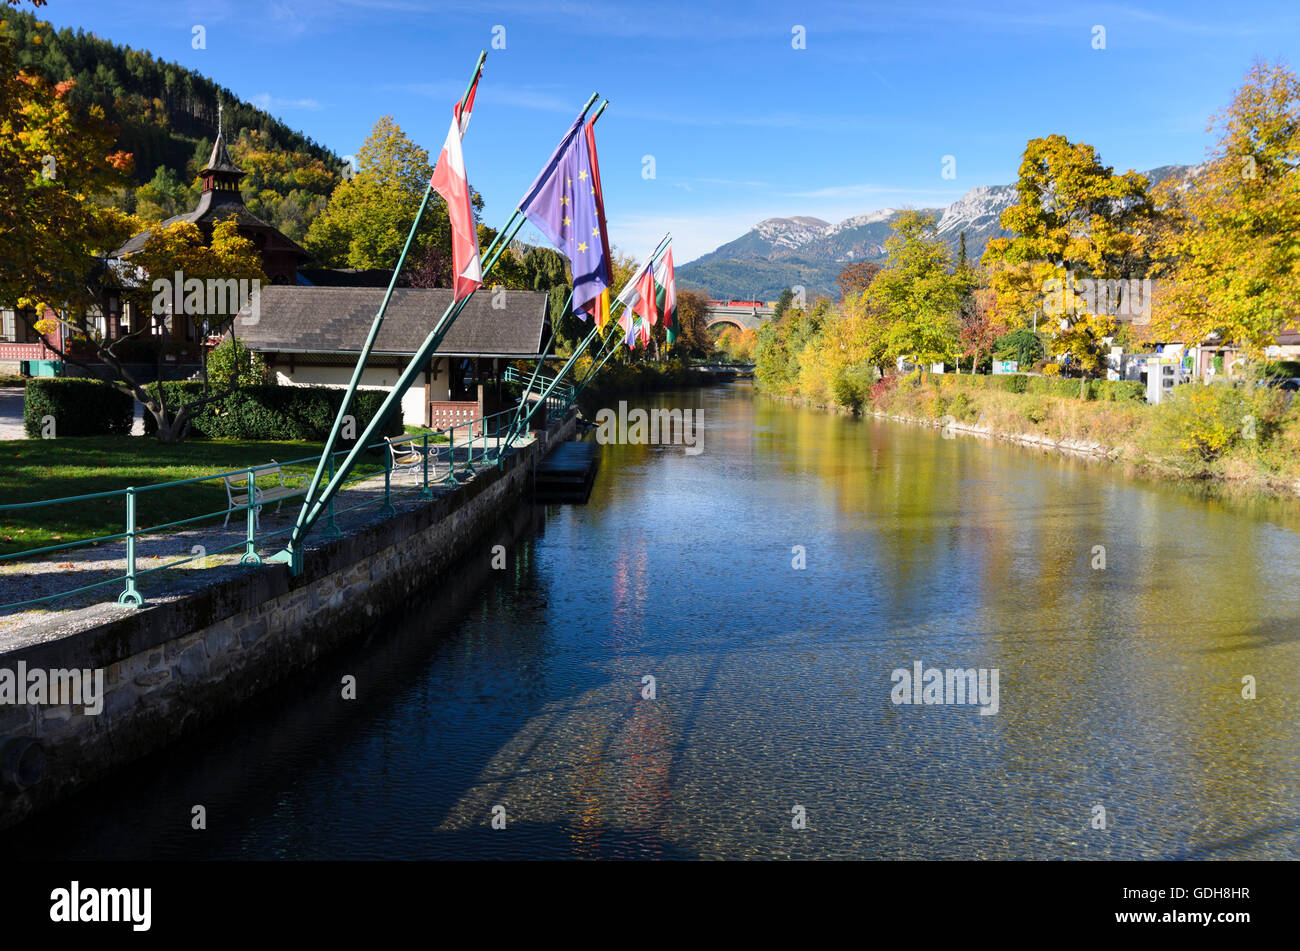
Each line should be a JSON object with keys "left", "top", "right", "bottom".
{"left": 236, "top": 285, "right": 551, "bottom": 358}
{"left": 202, "top": 133, "right": 244, "bottom": 177}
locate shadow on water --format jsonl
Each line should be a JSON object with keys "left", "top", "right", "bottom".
{"left": 0, "top": 500, "right": 610, "bottom": 860}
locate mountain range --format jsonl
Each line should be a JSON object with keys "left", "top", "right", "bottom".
{"left": 677, "top": 165, "right": 1194, "bottom": 301}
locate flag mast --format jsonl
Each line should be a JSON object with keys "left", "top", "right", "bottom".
{"left": 280, "top": 51, "right": 487, "bottom": 569}
{"left": 510, "top": 233, "right": 671, "bottom": 437}
{"left": 273, "top": 90, "right": 601, "bottom": 572}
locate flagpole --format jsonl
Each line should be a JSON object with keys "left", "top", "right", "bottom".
{"left": 286, "top": 50, "right": 486, "bottom": 554}
{"left": 514, "top": 235, "right": 671, "bottom": 433}
{"left": 505, "top": 289, "right": 569, "bottom": 439}
{"left": 276, "top": 211, "right": 526, "bottom": 561}
{"left": 276, "top": 92, "right": 602, "bottom": 566}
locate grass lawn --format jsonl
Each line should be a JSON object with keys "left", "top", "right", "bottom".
{"left": 0, "top": 436, "right": 387, "bottom": 558}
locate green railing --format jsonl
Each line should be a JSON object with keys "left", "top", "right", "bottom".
{"left": 0, "top": 406, "right": 526, "bottom": 614}
{"left": 503, "top": 364, "right": 576, "bottom": 404}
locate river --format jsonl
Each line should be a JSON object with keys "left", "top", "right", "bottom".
{"left": 6, "top": 381, "right": 1300, "bottom": 860}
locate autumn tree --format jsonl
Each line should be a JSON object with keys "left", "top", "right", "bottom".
{"left": 670, "top": 289, "right": 714, "bottom": 356}
{"left": 837, "top": 261, "right": 881, "bottom": 300}
{"left": 982, "top": 134, "right": 1162, "bottom": 390}
{"left": 958, "top": 288, "right": 1003, "bottom": 373}
{"left": 863, "top": 210, "right": 964, "bottom": 368}
{"left": 1151, "top": 59, "right": 1300, "bottom": 356}
{"left": 44, "top": 217, "right": 266, "bottom": 443}
{"left": 0, "top": 14, "right": 134, "bottom": 314}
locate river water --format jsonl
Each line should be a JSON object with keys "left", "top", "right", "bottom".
{"left": 7, "top": 381, "right": 1300, "bottom": 860}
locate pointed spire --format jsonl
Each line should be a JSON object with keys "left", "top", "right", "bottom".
{"left": 201, "top": 100, "right": 245, "bottom": 194}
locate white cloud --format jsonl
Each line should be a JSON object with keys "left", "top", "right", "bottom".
{"left": 250, "top": 93, "right": 322, "bottom": 112}
{"left": 606, "top": 210, "right": 786, "bottom": 266}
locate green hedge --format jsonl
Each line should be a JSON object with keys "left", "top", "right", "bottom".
{"left": 142, "top": 382, "right": 405, "bottom": 442}
{"left": 23, "top": 378, "right": 134, "bottom": 437}
{"left": 943, "top": 373, "right": 1144, "bottom": 402}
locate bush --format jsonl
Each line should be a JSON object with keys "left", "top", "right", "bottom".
{"left": 141, "top": 383, "right": 404, "bottom": 443}
{"left": 1091, "top": 380, "right": 1146, "bottom": 402}
{"left": 1020, "top": 394, "right": 1049, "bottom": 424}
{"left": 1148, "top": 384, "right": 1247, "bottom": 463}
{"left": 949, "top": 390, "right": 976, "bottom": 422}
{"left": 207, "top": 336, "right": 271, "bottom": 390}
{"left": 23, "top": 378, "right": 134, "bottom": 437}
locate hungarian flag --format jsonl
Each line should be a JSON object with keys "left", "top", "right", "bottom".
{"left": 613, "top": 241, "right": 663, "bottom": 348}
{"left": 632, "top": 261, "right": 657, "bottom": 347}
{"left": 582, "top": 114, "right": 614, "bottom": 329}
{"left": 430, "top": 61, "right": 483, "bottom": 300}
{"left": 655, "top": 247, "right": 677, "bottom": 347}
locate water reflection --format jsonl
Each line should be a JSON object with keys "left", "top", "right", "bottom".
{"left": 4, "top": 382, "right": 1299, "bottom": 859}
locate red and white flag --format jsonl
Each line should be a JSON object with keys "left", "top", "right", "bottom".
{"left": 430, "top": 65, "right": 483, "bottom": 300}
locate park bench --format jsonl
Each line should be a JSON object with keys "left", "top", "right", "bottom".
{"left": 385, "top": 434, "right": 427, "bottom": 473}
{"left": 222, "top": 461, "right": 299, "bottom": 528}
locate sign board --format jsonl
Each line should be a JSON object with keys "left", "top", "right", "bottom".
{"left": 993, "top": 360, "right": 1018, "bottom": 375}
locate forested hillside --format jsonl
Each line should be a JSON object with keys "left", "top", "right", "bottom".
{"left": 3, "top": 8, "right": 343, "bottom": 240}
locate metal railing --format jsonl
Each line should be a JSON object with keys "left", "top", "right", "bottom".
{"left": 0, "top": 406, "right": 527, "bottom": 614}
{"left": 503, "top": 364, "right": 576, "bottom": 404}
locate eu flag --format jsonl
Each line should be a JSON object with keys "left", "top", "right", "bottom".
{"left": 519, "top": 113, "right": 610, "bottom": 314}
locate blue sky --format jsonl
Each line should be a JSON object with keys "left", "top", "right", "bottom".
{"left": 35, "top": 0, "right": 1300, "bottom": 263}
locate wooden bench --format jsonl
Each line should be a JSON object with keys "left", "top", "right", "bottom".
{"left": 222, "top": 460, "right": 299, "bottom": 528}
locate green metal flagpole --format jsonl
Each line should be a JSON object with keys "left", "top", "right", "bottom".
{"left": 572, "top": 233, "right": 672, "bottom": 397}
{"left": 284, "top": 50, "right": 486, "bottom": 563}
{"left": 505, "top": 289, "right": 570, "bottom": 439}
{"left": 273, "top": 91, "right": 601, "bottom": 571}
{"left": 511, "top": 234, "right": 671, "bottom": 436}
{"left": 570, "top": 326, "right": 624, "bottom": 402}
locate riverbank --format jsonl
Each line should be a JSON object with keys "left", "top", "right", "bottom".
{"left": 0, "top": 412, "right": 577, "bottom": 830}
{"left": 761, "top": 374, "right": 1300, "bottom": 499}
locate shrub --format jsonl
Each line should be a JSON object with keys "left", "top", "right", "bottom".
{"left": 141, "top": 383, "right": 404, "bottom": 442}
{"left": 1148, "top": 384, "right": 1247, "bottom": 463}
{"left": 868, "top": 371, "right": 898, "bottom": 405}
{"left": 996, "top": 373, "right": 1028, "bottom": 394}
{"left": 23, "top": 378, "right": 134, "bottom": 437}
{"left": 1021, "top": 394, "right": 1049, "bottom": 424}
{"left": 949, "top": 390, "right": 976, "bottom": 422}
{"left": 1091, "top": 380, "right": 1146, "bottom": 402}
{"left": 207, "top": 336, "right": 271, "bottom": 390}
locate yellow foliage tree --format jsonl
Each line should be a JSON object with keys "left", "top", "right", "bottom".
{"left": 1151, "top": 60, "right": 1300, "bottom": 357}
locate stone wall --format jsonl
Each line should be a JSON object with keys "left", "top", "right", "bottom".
{"left": 0, "top": 414, "right": 576, "bottom": 830}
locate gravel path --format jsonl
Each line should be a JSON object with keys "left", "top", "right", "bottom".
{"left": 0, "top": 387, "right": 24, "bottom": 439}
{"left": 0, "top": 433, "right": 534, "bottom": 639}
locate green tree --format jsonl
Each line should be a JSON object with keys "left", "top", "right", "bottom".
{"left": 305, "top": 116, "right": 477, "bottom": 270}
{"left": 864, "top": 210, "right": 964, "bottom": 367}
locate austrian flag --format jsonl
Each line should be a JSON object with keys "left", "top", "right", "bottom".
{"left": 430, "top": 64, "right": 484, "bottom": 300}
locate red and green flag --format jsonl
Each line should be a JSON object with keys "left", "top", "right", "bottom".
{"left": 655, "top": 246, "right": 677, "bottom": 348}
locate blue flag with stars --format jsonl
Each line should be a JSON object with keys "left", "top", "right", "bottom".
{"left": 519, "top": 112, "right": 610, "bottom": 315}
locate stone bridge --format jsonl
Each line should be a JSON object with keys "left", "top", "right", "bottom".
{"left": 705, "top": 300, "right": 775, "bottom": 333}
